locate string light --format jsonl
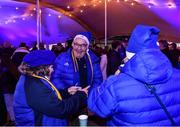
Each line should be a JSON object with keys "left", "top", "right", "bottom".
{"left": 67, "top": 5, "right": 70, "bottom": 9}
{"left": 80, "top": 9, "right": 83, "bottom": 13}
{"left": 0, "top": 6, "right": 64, "bottom": 25}
{"left": 0, "top": 0, "right": 177, "bottom": 26}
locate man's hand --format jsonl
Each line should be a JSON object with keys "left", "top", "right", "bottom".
{"left": 79, "top": 85, "right": 90, "bottom": 95}
{"left": 68, "top": 86, "right": 82, "bottom": 95}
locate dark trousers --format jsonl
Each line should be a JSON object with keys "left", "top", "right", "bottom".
{"left": 0, "top": 92, "right": 7, "bottom": 125}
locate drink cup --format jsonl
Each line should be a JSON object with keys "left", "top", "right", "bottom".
{"left": 78, "top": 114, "right": 88, "bottom": 127}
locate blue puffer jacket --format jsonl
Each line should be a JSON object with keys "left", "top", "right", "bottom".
{"left": 51, "top": 48, "right": 103, "bottom": 89}
{"left": 13, "top": 75, "right": 67, "bottom": 126}
{"left": 88, "top": 49, "right": 180, "bottom": 126}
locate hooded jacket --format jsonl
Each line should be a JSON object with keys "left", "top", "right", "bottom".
{"left": 88, "top": 25, "right": 180, "bottom": 126}
{"left": 51, "top": 48, "right": 103, "bottom": 89}
{"left": 14, "top": 75, "right": 87, "bottom": 126}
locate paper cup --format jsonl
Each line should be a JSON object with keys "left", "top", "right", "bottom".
{"left": 78, "top": 114, "right": 88, "bottom": 127}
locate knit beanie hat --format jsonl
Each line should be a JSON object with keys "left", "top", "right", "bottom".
{"left": 23, "top": 50, "right": 56, "bottom": 67}
{"left": 73, "top": 32, "right": 92, "bottom": 47}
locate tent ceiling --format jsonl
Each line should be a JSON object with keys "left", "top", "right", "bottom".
{"left": 0, "top": 0, "right": 86, "bottom": 46}
{"left": 20, "top": 0, "right": 180, "bottom": 42}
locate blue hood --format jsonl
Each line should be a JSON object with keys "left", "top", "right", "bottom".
{"left": 126, "top": 24, "right": 160, "bottom": 53}
{"left": 121, "top": 49, "right": 173, "bottom": 84}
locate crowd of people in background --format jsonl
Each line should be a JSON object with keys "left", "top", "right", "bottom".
{"left": 0, "top": 26, "right": 180, "bottom": 126}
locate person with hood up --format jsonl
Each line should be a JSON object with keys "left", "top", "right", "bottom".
{"left": 88, "top": 24, "right": 180, "bottom": 126}
{"left": 13, "top": 50, "right": 88, "bottom": 126}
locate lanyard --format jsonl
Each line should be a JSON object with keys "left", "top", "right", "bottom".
{"left": 32, "top": 74, "right": 62, "bottom": 100}
{"left": 71, "top": 50, "right": 93, "bottom": 84}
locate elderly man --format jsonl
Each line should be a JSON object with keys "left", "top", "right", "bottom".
{"left": 51, "top": 32, "right": 103, "bottom": 125}
{"left": 88, "top": 25, "right": 180, "bottom": 126}
{"left": 51, "top": 32, "right": 102, "bottom": 90}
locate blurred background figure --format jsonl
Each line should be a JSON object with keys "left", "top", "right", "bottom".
{"left": 0, "top": 44, "right": 7, "bottom": 125}
{"left": 158, "top": 40, "right": 170, "bottom": 59}
{"left": 168, "top": 42, "right": 179, "bottom": 68}
{"left": 39, "top": 43, "right": 46, "bottom": 50}
{"left": 51, "top": 43, "right": 65, "bottom": 56}
{"left": 92, "top": 46, "right": 108, "bottom": 81}
{"left": 0, "top": 42, "right": 16, "bottom": 125}
{"left": 30, "top": 42, "right": 38, "bottom": 51}
{"left": 107, "top": 41, "right": 124, "bottom": 76}
{"left": 11, "top": 42, "right": 29, "bottom": 68}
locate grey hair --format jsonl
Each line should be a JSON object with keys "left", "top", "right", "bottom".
{"left": 18, "top": 62, "right": 50, "bottom": 76}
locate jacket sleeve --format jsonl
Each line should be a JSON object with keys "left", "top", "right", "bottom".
{"left": 51, "top": 55, "right": 66, "bottom": 89}
{"left": 25, "top": 78, "right": 87, "bottom": 119}
{"left": 88, "top": 76, "right": 117, "bottom": 118}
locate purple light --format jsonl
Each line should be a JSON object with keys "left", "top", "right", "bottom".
{"left": 0, "top": 0, "right": 86, "bottom": 46}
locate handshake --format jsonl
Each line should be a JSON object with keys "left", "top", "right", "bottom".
{"left": 68, "top": 85, "right": 90, "bottom": 95}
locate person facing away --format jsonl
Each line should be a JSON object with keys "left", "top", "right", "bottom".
{"left": 88, "top": 24, "right": 180, "bottom": 126}
{"left": 0, "top": 42, "right": 16, "bottom": 125}
{"left": 11, "top": 42, "right": 29, "bottom": 67}
{"left": 168, "top": 42, "right": 179, "bottom": 68}
{"left": 51, "top": 32, "right": 103, "bottom": 90}
{"left": 13, "top": 50, "right": 88, "bottom": 126}
{"left": 158, "top": 39, "right": 170, "bottom": 59}
{"left": 107, "top": 41, "right": 124, "bottom": 76}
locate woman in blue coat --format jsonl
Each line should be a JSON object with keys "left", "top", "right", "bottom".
{"left": 13, "top": 50, "right": 88, "bottom": 126}
{"left": 88, "top": 25, "right": 180, "bottom": 126}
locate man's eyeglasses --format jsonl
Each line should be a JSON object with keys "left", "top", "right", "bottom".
{"left": 73, "top": 43, "right": 87, "bottom": 49}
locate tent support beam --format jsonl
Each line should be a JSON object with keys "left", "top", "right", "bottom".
{"left": 36, "top": 0, "right": 42, "bottom": 49}
{"left": 105, "top": 0, "right": 107, "bottom": 46}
